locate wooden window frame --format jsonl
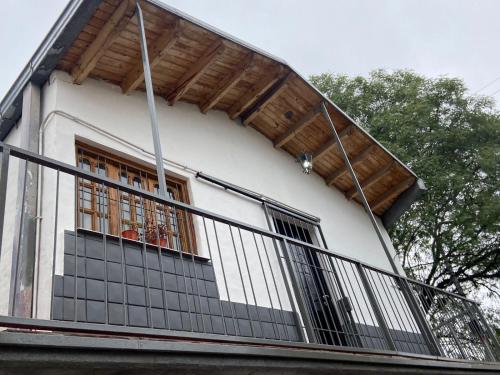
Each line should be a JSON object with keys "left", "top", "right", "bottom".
{"left": 76, "top": 142, "right": 197, "bottom": 255}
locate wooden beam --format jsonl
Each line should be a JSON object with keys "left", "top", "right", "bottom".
{"left": 346, "top": 161, "right": 395, "bottom": 200}
{"left": 200, "top": 53, "right": 254, "bottom": 114}
{"left": 241, "top": 72, "right": 291, "bottom": 126}
{"left": 227, "top": 66, "right": 284, "bottom": 120}
{"left": 121, "top": 21, "right": 181, "bottom": 94}
{"left": 166, "top": 39, "right": 225, "bottom": 105}
{"left": 72, "top": 0, "right": 135, "bottom": 84}
{"left": 370, "top": 176, "right": 415, "bottom": 211}
{"left": 312, "top": 125, "right": 353, "bottom": 161}
{"left": 273, "top": 105, "right": 321, "bottom": 148}
{"left": 326, "top": 144, "right": 376, "bottom": 186}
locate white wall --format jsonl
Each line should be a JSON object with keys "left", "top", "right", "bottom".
{"left": 30, "top": 70, "right": 405, "bottom": 319}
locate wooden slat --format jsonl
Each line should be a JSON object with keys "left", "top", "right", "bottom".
{"left": 312, "top": 125, "right": 353, "bottom": 161}
{"left": 370, "top": 176, "right": 415, "bottom": 211}
{"left": 166, "top": 39, "right": 225, "bottom": 105}
{"left": 121, "top": 20, "right": 181, "bottom": 94}
{"left": 346, "top": 161, "right": 395, "bottom": 200}
{"left": 228, "top": 66, "right": 284, "bottom": 120}
{"left": 241, "top": 72, "right": 291, "bottom": 125}
{"left": 72, "top": 0, "right": 135, "bottom": 84}
{"left": 200, "top": 53, "right": 254, "bottom": 113}
{"left": 273, "top": 105, "right": 321, "bottom": 148}
{"left": 326, "top": 144, "right": 376, "bottom": 186}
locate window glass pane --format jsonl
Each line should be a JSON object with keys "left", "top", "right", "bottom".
{"left": 82, "top": 213, "right": 92, "bottom": 229}
{"left": 81, "top": 186, "right": 92, "bottom": 209}
{"left": 96, "top": 162, "right": 106, "bottom": 176}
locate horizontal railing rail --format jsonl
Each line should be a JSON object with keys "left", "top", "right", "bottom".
{"left": 0, "top": 141, "right": 498, "bottom": 362}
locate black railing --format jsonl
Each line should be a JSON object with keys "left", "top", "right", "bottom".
{"left": 0, "top": 142, "right": 498, "bottom": 362}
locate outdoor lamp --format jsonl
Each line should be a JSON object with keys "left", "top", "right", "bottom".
{"left": 298, "top": 152, "right": 313, "bottom": 174}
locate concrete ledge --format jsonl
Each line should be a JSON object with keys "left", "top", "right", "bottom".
{"left": 0, "top": 331, "right": 499, "bottom": 375}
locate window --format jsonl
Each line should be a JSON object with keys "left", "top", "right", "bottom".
{"left": 76, "top": 143, "right": 196, "bottom": 254}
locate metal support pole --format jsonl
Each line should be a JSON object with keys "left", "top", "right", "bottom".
{"left": 136, "top": 2, "right": 168, "bottom": 197}
{"left": 320, "top": 102, "right": 400, "bottom": 275}
{"left": 399, "top": 279, "right": 444, "bottom": 356}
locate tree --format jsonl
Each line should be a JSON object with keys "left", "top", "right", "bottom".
{"left": 310, "top": 70, "right": 500, "bottom": 320}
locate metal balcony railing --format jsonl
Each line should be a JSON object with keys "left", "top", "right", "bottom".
{"left": 0, "top": 142, "right": 498, "bottom": 362}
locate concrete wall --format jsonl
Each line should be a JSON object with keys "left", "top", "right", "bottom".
{"left": 2, "top": 70, "right": 405, "bottom": 321}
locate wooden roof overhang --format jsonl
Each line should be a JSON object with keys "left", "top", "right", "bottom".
{"left": 51, "top": 0, "right": 419, "bottom": 217}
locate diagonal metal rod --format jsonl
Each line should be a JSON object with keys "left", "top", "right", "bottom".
{"left": 136, "top": 2, "right": 168, "bottom": 197}
{"left": 320, "top": 102, "right": 400, "bottom": 275}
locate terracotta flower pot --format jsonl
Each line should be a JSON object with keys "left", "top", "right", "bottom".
{"left": 122, "top": 229, "right": 139, "bottom": 240}
{"left": 151, "top": 238, "right": 168, "bottom": 248}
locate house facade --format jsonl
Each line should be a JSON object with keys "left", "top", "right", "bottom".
{"left": 0, "top": 0, "right": 498, "bottom": 373}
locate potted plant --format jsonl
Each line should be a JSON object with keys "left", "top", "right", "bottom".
{"left": 146, "top": 221, "right": 168, "bottom": 248}
{"left": 121, "top": 222, "right": 139, "bottom": 240}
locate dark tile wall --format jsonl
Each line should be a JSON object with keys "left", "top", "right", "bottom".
{"left": 52, "top": 231, "right": 301, "bottom": 341}
{"left": 355, "top": 324, "right": 430, "bottom": 355}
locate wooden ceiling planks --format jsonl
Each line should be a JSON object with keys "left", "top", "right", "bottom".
{"left": 55, "top": 0, "right": 417, "bottom": 216}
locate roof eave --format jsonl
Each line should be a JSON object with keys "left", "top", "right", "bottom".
{"left": 0, "top": 0, "right": 101, "bottom": 140}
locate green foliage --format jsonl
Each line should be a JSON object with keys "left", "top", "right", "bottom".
{"left": 310, "top": 70, "right": 500, "bottom": 307}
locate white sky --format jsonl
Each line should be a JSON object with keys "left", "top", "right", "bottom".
{"left": 1, "top": 0, "right": 500, "bottom": 105}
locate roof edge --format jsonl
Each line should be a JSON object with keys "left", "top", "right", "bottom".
{"left": 0, "top": 0, "right": 101, "bottom": 140}
{"left": 0, "top": 0, "right": 420, "bottom": 217}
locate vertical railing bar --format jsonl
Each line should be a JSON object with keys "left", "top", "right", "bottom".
{"left": 10, "top": 160, "right": 29, "bottom": 316}
{"left": 49, "top": 169, "right": 60, "bottom": 320}
{"left": 281, "top": 238, "right": 317, "bottom": 343}
{"left": 300, "top": 245, "right": 340, "bottom": 345}
{"left": 211, "top": 219, "right": 238, "bottom": 335}
{"left": 285, "top": 240, "right": 322, "bottom": 340}
{"left": 202, "top": 217, "right": 228, "bottom": 335}
{"left": 388, "top": 276, "right": 424, "bottom": 354}
{"left": 170, "top": 204, "right": 194, "bottom": 332}
{"left": 472, "top": 302, "right": 500, "bottom": 361}
{"left": 435, "top": 291, "right": 466, "bottom": 359}
{"left": 117, "top": 186, "right": 129, "bottom": 326}
{"left": 395, "top": 279, "right": 433, "bottom": 355}
{"left": 373, "top": 271, "right": 415, "bottom": 352}
{"left": 437, "top": 294, "right": 467, "bottom": 359}
{"left": 237, "top": 227, "right": 265, "bottom": 338}
{"left": 458, "top": 298, "right": 487, "bottom": 360}
{"left": 400, "top": 279, "right": 444, "bottom": 357}
{"left": 356, "top": 263, "right": 397, "bottom": 351}
{"left": 319, "top": 253, "right": 357, "bottom": 346}
{"left": 287, "top": 216, "right": 341, "bottom": 343}
{"left": 97, "top": 179, "right": 109, "bottom": 325}
{"left": 262, "top": 203, "right": 305, "bottom": 342}
{"left": 277, "top": 209, "right": 324, "bottom": 340}
{"left": 153, "top": 204, "right": 171, "bottom": 331}
{"left": 73, "top": 173, "right": 79, "bottom": 322}
{"left": 187, "top": 211, "right": 205, "bottom": 333}
{"left": 228, "top": 225, "right": 255, "bottom": 337}
{"left": 252, "top": 232, "right": 283, "bottom": 340}
{"left": 340, "top": 259, "right": 380, "bottom": 350}
{"left": 138, "top": 194, "right": 153, "bottom": 328}
{"left": 259, "top": 234, "right": 291, "bottom": 341}
{"left": 313, "top": 251, "right": 345, "bottom": 345}
{"left": 0, "top": 147, "right": 10, "bottom": 258}
{"left": 325, "top": 256, "right": 361, "bottom": 347}
{"left": 367, "top": 269, "right": 407, "bottom": 351}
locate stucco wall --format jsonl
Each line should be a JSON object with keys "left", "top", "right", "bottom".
{"left": 23, "top": 70, "right": 405, "bottom": 319}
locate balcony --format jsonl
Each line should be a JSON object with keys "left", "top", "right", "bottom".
{"left": 0, "top": 142, "right": 498, "bottom": 373}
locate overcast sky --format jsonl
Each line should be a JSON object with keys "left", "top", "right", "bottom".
{"left": 1, "top": 0, "right": 500, "bottom": 105}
